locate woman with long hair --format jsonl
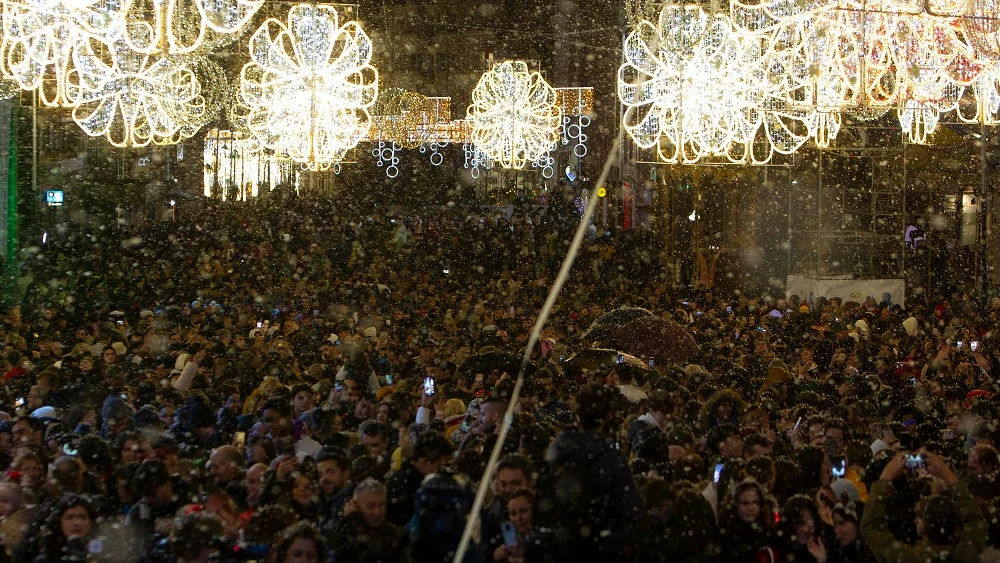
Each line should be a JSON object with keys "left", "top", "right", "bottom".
{"left": 33, "top": 495, "right": 99, "bottom": 563}
{"left": 718, "top": 480, "right": 775, "bottom": 563}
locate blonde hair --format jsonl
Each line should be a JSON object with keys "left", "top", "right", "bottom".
{"left": 441, "top": 398, "right": 467, "bottom": 420}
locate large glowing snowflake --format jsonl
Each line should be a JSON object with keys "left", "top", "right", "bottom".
{"left": 68, "top": 38, "right": 204, "bottom": 147}
{"left": 732, "top": 0, "right": 989, "bottom": 143}
{"left": 620, "top": 6, "right": 745, "bottom": 163}
{"left": 466, "top": 61, "right": 561, "bottom": 170}
{"left": 0, "top": 0, "right": 128, "bottom": 107}
{"left": 238, "top": 3, "right": 379, "bottom": 170}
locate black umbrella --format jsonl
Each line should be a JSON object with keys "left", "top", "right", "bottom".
{"left": 577, "top": 306, "right": 655, "bottom": 348}
{"left": 459, "top": 351, "right": 536, "bottom": 378}
{"left": 615, "top": 316, "right": 700, "bottom": 364}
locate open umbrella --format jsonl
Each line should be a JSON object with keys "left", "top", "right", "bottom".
{"left": 577, "top": 306, "right": 655, "bottom": 348}
{"left": 459, "top": 351, "right": 536, "bottom": 378}
{"left": 614, "top": 316, "right": 700, "bottom": 364}
{"left": 563, "top": 348, "right": 648, "bottom": 374}
{"left": 562, "top": 348, "right": 650, "bottom": 402}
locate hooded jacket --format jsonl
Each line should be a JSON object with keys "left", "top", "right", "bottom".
{"left": 697, "top": 388, "right": 746, "bottom": 433}
{"left": 100, "top": 395, "right": 132, "bottom": 439}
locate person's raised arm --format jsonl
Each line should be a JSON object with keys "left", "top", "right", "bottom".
{"left": 923, "top": 450, "right": 987, "bottom": 561}
{"left": 172, "top": 349, "right": 206, "bottom": 394}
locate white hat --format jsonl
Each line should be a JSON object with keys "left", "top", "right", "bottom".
{"left": 139, "top": 310, "right": 154, "bottom": 319}
{"left": 111, "top": 342, "right": 127, "bottom": 356}
{"left": 30, "top": 406, "right": 55, "bottom": 419}
{"left": 249, "top": 329, "right": 264, "bottom": 339}
{"left": 830, "top": 478, "right": 861, "bottom": 503}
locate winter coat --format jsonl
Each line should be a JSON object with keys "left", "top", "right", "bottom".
{"left": 386, "top": 462, "right": 423, "bottom": 527}
{"left": 548, "top": 428, "right": 644, "bottom": 563}
{"left": 329, "top": 512, "right": 406, "bottom": 563}
{"left": 407, "top": 471, "right": 482, "bottom": 563}
{"left": 627, "top": 413, "right": 663, "bottom": 452}
{"left": 697, "top": 388, "right": 746, "bottom": 432}
{"left": 861, "top": 481, "right": 986, "bottom": 563}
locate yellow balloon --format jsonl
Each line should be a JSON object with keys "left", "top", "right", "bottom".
{"left": 597, "top": 187, "right": 607, "bottom": 198}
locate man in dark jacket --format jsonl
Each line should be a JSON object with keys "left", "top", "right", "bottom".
{"left": 126, "top": 460, "right": 181, "bottom": 562}
{"left": 386, "top": 432, "right": 453, "bottom": 526}
{"left": 330, "top": 478, "right": 406, "bottom": 563}
{"left": 627, "top": 389, "right": 674, "bottom": 452}
{"left": 317, "top": 448, "right": 354, "bottom": 535}
{"left": 549, "top": 383, "right": 644, "bottom": 563}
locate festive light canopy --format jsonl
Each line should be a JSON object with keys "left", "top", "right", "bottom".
{"left": 467, "top": 60, "right": 561, "bottom": 170}
{"left": 238, "top": 3, "right": 378, "bottom": 171}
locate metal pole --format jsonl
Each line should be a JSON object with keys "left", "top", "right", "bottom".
{"left": 817, "top": 149, "right": 823, "bottom": 276}
{"left": 902, "top": 140, "right": 906, "bottom": 279}
{"left": 980, "top": 121, "right": 988, "bottom": 295}
{"left": 6, "top": 100, "right": 17, "bottom": 290}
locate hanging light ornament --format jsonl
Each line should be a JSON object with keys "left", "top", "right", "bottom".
{"left": 618, "top": 4, "right": 811, "bottom": 164}
{"left": 122, "top": 0, "right": 263, "bottom": 54}
{"left": 0, "top": 0, "right": 129, "bottom": 107}
{"left": 467, "top": 60, "right": 561, "bottom": 170}
{"left": 68, "top": 38, "right": 206, "bottom": 147}
{"left": 238, "top": 3, "right": 378, "bottom": 171}
{"left": 731, "top": 0, "right": 989, "bottom": 143}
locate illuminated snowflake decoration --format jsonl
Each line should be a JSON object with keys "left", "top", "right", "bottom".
{"left": 466, "top": 61, "right": 561, "bottom": 170}
{"left": 619, "top": 5, "right": 758, "bottom": 163}
{"left": 0, "top": 0, "right": 128, "bottom": 107}
{"left": 238, "top": 3, "right": 379, "bottom": 170}
{"left": 69, "top": 38, "right": 206, "bottom": 147}
{"left": 732, "top": 0, "right": 988, "bottom": 143}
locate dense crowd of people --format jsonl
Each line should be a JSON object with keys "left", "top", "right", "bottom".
{"left": 0, "top": 193, "right": 994, "bottom": 562}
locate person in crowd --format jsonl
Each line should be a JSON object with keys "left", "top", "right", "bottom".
{"left": 719, "top": 479, "right": 774, "bottom": 563}
{"left": 861, "top": 450, "right": 986, "bottom": 563}
{"left": 328, "top": 478, "right": 406, "bottom": 563}
{"left": 549, "top": 384, "right": 643, "bottom": 563}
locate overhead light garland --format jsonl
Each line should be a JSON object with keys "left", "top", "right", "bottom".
{"left": 467, "top": 60, "right": 561, "bottom": 170}
{"left": 731, "top": 0, "right": 990, "bottom": 143}
{"left": 238, "top": 3, "right": 378, "bottom": 171}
